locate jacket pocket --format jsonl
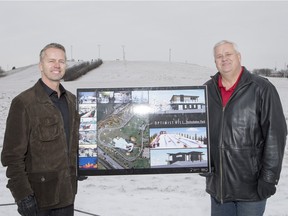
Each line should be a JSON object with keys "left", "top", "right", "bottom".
{"left": 37, "top": 117, "right": 60, "bottom": 141}
{"left": 28, "top": 171, "right": 60, "bottom": 208}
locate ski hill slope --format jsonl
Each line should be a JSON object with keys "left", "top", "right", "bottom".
{"left": 0, "top": 60, "right": 287, "bottom": 216}
{"left": 63, "top": 60, "right": 213, "bottom": 93}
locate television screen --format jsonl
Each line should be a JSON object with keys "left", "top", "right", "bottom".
{"left": 77, "top": 86, "right": 210, "bottom": 176}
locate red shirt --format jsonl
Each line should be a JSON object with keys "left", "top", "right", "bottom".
{"left": 218, "top": 67, "right": 243, "bottom": 107}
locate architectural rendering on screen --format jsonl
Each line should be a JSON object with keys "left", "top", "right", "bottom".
{"left": 77, "top": 86, "right": 210, "bottom": 175}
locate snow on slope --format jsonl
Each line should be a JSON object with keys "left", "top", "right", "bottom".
{"left": 0, "top": 61, "right": 287, "bottom": 216}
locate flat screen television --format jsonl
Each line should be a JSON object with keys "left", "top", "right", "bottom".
{"left": 77, "top": 86, "right": 210, "bottom": 176}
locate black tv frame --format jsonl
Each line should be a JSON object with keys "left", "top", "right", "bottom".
{"left": 77, "top": 86, "right": 210, "bottom": 176}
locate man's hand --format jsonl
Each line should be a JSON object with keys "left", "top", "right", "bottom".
{"left": 17, "top": 195, "right": 37, "bottom": 216}
{"left": 257, "top": 179, "right": 276, "bottom": 200}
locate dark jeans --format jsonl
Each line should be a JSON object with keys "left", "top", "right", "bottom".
{"left": 211, "top": 196, "right": 266, "bottom": 216}
{"left": 37, "top": 204, "right": 74, "bottom": 216}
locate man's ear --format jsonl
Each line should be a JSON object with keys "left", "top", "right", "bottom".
{"left": 38, "top": 62, "right": 42, "bottom": 72}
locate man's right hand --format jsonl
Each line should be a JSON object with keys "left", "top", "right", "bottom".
{"left": 17, "top": 195, "right": 37, "bottom": 216}
{"left": 257, "top": 179, "right": 276, "bottom": 200}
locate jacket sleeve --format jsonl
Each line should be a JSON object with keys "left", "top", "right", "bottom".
{"left": 1, "top": 97, "right": 34, "bottom": 201}
{"left": 259, "top": 82, "right": 287, "bottom": 185}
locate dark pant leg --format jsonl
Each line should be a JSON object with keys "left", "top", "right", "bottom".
{"left": 237, "top": 200, "right": 266, "bottom": 216}
{"left": 211, "top": 196, "right": 237, "bottom": 216}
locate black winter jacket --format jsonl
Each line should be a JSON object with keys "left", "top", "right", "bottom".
{"left": 204, "top": 67, "right": 287, "bottom": 203}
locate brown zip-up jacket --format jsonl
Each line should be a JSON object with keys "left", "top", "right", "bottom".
{"left": 1, "top": 80, "right": 80, "bottom": 210}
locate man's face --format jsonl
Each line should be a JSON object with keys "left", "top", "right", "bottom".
{"left": 214, "top": 43, "right": 241, "bottom": 75}
{"left": 39, "top": 47, "right": 66, "bottom": 84}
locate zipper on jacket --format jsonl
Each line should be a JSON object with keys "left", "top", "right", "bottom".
{"left": 219, "top": 106, "right": 225, "bottom": 204}
{"left": 211, "top": 77, "right": 225, "bottom": 204}
{"left": 217, "top": 80, "right": 250, "bottom": 204}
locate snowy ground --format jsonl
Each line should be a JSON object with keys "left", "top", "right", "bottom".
{"left": 0, "top": 61, "right": 287, "bottom": 216}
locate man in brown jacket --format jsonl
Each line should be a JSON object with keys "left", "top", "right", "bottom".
{"left": 1, "top": 43, "right": 80, "bottom": 216}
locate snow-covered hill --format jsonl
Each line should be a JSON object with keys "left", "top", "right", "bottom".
{"left": 0, "top": 61, "right": 287, "bottom": 216}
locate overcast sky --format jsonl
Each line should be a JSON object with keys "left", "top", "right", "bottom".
{"left": 1, "top": 1, "right": 288, "bottom": 71}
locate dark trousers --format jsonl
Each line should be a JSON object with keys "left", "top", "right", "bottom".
{"left": 211, "top": 196, "right": 266, "bottom": 216}
{"left": 37, "top": 204, "right": 74, "bottom": 216}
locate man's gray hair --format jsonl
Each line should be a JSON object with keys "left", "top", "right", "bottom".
{"left": 213, "top": 40, "right": 239, "bottom": 56}
{"left": 39, "top": 43, "right": 66, "bottom": 61}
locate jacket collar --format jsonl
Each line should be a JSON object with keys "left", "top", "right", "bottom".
{"left": 34, "top": 80, "right": 53, "bottom": 104}
{"left": 235, "top": 67, "right": 253, "bottom": 89}
{"left": 34, "top": 79, "right": 74, "bottom": 105}
{"left": 212, "top": 66, "right": 253, "bottom": 90}
{"left": 39, "top": 79, "right": 66, "bottom": 98}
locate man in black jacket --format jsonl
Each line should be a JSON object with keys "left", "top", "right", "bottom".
{"left": 204, "top": 40, "right": 287, "bottom": 216}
